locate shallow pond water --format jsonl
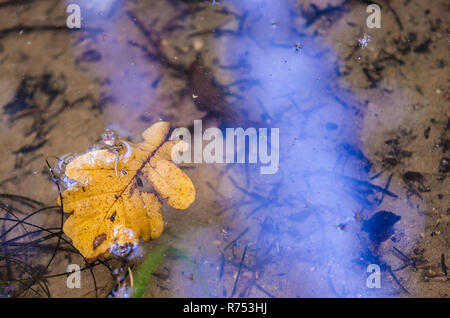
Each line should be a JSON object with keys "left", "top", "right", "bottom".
{"left": 0, "top": 0, "right": 449, "bottom": 298}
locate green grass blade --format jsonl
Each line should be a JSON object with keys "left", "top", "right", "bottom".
{"left": 133, "top": 244, "right": 168, "bottom": 298}
{"left": 133, "top": 245, "right": 209, "bottom": 298}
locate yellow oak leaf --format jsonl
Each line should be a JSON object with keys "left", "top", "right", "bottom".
{"left": 57, "top": 122, "right": 195, "bottom": 261}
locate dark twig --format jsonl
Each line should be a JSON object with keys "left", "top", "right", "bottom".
{"left": 0, "top": 25, "right": 103, "bottom": 39}
{"left": 230, "top": 244, "right": 247, "bottom": 297}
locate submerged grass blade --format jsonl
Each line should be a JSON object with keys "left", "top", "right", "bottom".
{"left": 133, "top": 244, "right": 168, "bottom": 298}
{"left": 133, "top": 245, "right": 209, "bottom": 298}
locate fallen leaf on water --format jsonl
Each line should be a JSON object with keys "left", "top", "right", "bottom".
{"left": 57, "top": 122, "right": 195, "bottom": 261}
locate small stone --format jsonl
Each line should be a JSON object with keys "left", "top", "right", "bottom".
{"left": 439, "top": 157, "right": 449, "bottom": 173}
{"left": 193, "top": 38, "right": 204, "bottom": 51}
